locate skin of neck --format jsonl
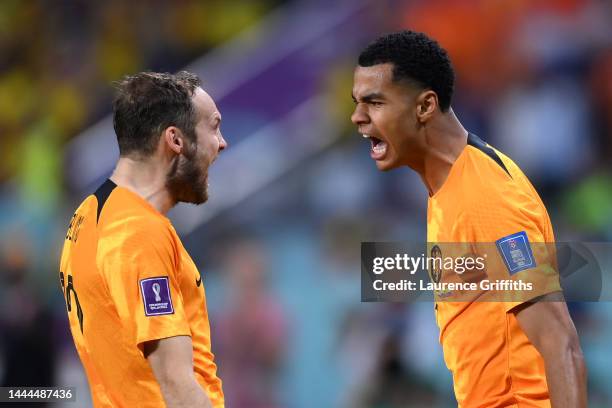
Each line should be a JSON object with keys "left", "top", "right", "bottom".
{"left": 110, "top": 143, "right": 177, "bottom": 215}
{"left": 416, "top": 108, "right": 468, "bottom": 196}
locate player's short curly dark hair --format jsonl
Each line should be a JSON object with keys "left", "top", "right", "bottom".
{"left": 358, "top": 30, "right": 455, "bottom": 112}
{"left": 113, "top": 71, "right": 201, "bottom": 157}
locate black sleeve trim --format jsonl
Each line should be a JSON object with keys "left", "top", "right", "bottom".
{"left": 467, "top": 133, "right": 511, "bottom": 178}
{"left": 93, "top": 179, "right": 117, "bottom": 223}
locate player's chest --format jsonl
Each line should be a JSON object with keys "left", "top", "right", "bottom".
{"left": 427, "top": 201, "right": 471, "bottom": 243}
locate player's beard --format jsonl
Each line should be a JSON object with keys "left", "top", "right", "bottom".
{"left": 166, "top": 144, "right": 209, "bottom": 205}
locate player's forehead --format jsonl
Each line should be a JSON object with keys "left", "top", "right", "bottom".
{"left": 192, "top": 87, "right": 220, "bottom": 121}
{"left": 352, "top": 63, "right": 395, "bottom": 98}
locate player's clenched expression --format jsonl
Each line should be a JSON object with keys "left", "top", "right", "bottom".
{"left": 166, "top": 87, "right": 227, "bottom": 204}
{"left": 351, "top": 63, "right": 422, "bottom": 171}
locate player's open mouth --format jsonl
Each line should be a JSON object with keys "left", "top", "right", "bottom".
{"left": 365, "top": 134, "right": 387, "bottom": 160}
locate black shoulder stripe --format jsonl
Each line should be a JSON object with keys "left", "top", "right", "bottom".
{"left": 467, "top": 133, "right": 511, "bottom": 178}
{"left": 93, "top": 179, "right": 117, "bottom": 223}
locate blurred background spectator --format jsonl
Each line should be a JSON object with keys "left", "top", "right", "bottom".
{"left": 1, "top": 0, "right": 611, "bottom": 407}
{"left": 214, "top": 237, "right": 287, "bottom": 407}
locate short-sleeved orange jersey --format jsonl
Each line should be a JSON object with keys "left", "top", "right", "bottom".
{"left": 59, "top": 179, "right": 224, "bottom": 408}
{"left": 427, "top": 133, "right": 561, "bottom": 407}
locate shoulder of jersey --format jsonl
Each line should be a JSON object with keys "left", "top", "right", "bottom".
{"left": 464, "top": 136, "right": 541, "bottom": 209}
{"left": 465, "top": 133, "right": 515, "bottom": 181}
{"left": 91, "top": 182, "right": 175, "bottom": 242}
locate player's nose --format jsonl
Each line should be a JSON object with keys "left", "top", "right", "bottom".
{"left": 351, "top": 104, "right": 369, "bottom": 126}
{"left": 217, "top": 133, "right": 227, "bottom": 152}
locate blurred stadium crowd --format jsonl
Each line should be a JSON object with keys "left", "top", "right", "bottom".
{"left": 1, "top": 0, "right": 611, "bottom": 407}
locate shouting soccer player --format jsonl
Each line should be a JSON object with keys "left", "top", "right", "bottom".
{"left": 351, "top": 31, "right": 587, "bottom": 407}
{"left": 59, "top": 72, "right": 226, "bottom": 407}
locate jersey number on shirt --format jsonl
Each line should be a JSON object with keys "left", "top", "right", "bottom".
{"left": 60, "top": 271, "right": 84, "bottom": 333}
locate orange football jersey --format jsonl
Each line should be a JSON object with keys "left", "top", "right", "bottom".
{"left": 59, "top": 179, "right": 224, "bottom": 407}
{"left": 427, "top": 133, "right": 561, "bottom": 407}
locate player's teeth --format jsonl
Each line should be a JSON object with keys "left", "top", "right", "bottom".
{"left": 373, "top": 142, "right": 387, "bottom": 153}
{"left": 362, "top": 134, "right": 369, "bottom": 138}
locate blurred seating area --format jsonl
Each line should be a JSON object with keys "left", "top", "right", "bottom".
{"left": 1, "top": 1, "right": 612, "bottom": 407}
{"left": 0, "top": 0, "right": 278, "bottom": 191}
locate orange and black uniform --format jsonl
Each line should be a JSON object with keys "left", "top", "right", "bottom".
{"left": 59, "top": 179, "right": 224, "bottom": 407}
{"left": 427, "top": 133, "right": 561, "bottom": 407}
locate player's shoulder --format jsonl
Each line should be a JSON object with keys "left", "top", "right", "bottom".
{"left": 462, "top": 136, "right": 542, "bottom": 211}
{"left": 97, "top": 206, "right": 179, "bottom": 267}
{"left": 119, "top": 210, "right": 174, "bottom": 239}
{"left": 464, "top": 135, "right": 531, "bottom": 192}
{"left": 110, "top": 207, "right": 174, "bottom": 243}
{"left": 93, "top": 182, "right": 177, "bottom": 245}
{"left": 464, "top": 133, "right": 514, "bottom": 181}
{"left": 72, "top": 194, "right": 100, "bottom": 218}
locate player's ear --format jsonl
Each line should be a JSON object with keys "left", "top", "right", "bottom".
{"left": 415, "top": 90, "right": 438, "bottom": 124}
{"left": 162, "top": 126, "right": 184, "bottom": 155}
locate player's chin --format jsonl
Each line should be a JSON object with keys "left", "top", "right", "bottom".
{"left": 190, "top": 175, "right": 209, "bottom": 205}
{"left": 375, "top": 158, "right": 398, "bottom": 172}
{"left": 194, "top": 185, "right": 209, "bottom": 205}
{"left": 178, "top": 183, "right": 208, "bottom": 205}
{"left": 185, "top": 191, "right": 208, "bottom": 205}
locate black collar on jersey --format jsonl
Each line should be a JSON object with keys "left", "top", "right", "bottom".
{"left": 467, "top": 133, "right": 511, "bottom": 178}
{"left": 94, "top": 179, "right": 117, "bottom": 223}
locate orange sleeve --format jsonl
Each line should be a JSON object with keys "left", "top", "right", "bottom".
{"left": 101, "top": 219, "right": 191, "bottom": 353}
{"left": 466, "top": 183, "right": 561, "bottom": 309}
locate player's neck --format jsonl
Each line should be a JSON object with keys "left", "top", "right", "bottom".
{"left": 110, "top": 156, "right": 176, "bottom": 215}
{"left": 420, "top": 109, "right": 468, "bottom": 197}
